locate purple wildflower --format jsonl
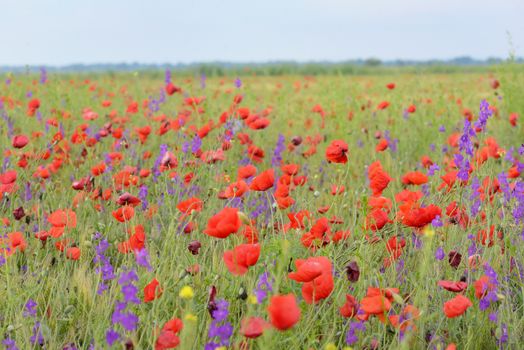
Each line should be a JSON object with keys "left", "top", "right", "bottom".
{"left": 474, "top": 99, "right": 492, "bottom": 132}
{"left": 135, "top": 248, "right": 152, "bottom": 271}
{"left": 138, "top": 184, "right": 149, "bottom": 211}
{"left": 271, "top": 134, "right": 286, "bottom": 167}
{"left": 234, "top": 77, "right": 242, "bottom": 88}
{"left": 106, "top": 329, "right": 120, "bottom": 346}
{"left": 24, "top": 299, "right": 37, "bottom": 318}
{"left": 346, "top": 320, "right": 366, "bottom": 345}
{"left": 30, "top": 321, "right": 44, "bottom": 346}
{"left": 94, "top": 235, "right": 115, "bottom": 295}
{"left": 254, "top": 272, "right": 274, "bottom": 303}
{"left": 431, "top": 215, "right": 443, "bottom": 227}
{"left": 39, "top": 67, "right": 47, "bottom": 84}
{"left": 435, "top": 247, "right": 445, "bottom": 260}
{"left": 2, "top": 338, "right": 18, "bottom": 350}
{"left": 201, "top": 74, "right": 206, "bottom": 89}
{"left": 206, "top": 299, "right": 233, "bottom": 348}
{"left": 191, "top": 135, "right": 202, "bottom": 153}
{"left": 498, "top": 172, "right": 511, "bottom": 205}
{"left": 428, "top": 163, "right": 440, "bottom": 176}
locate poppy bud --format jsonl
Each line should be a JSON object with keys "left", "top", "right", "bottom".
{"left": 374, "top": 131, "right": 382, "bottom": 139}
{"left": 238, "top": 286, "right": 248, "bottom": 300}
{"left": 13, "top": 206, "right": 25, "bottom": 221}
{"left": 208, "top": 285, "right": 217, "bottom": 316}
{"left": 345, "top": 261, "right": 360, "bottom": 282}
{"left": 291, "top": 136, "right": 302, "bottom": 146}
{"left": 124, "top": 339, "right": 134, "bottom": 350}
{"left": 187, "top": 240, "right": 201, "bottom": 255}
{"left": 448, "top": 250, "right": 462, "bottom": 268}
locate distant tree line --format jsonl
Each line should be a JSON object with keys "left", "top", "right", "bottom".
{"left": 1, "top": 56, "right": 523, "bottom": 76}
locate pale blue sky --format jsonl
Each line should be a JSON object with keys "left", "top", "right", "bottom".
{"left": 0, "top": 0, "right": 523, "bottom": 65}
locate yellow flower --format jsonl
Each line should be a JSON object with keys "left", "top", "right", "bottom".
{"left": 184, "top": 313, "right": 197, "bottom": 322}
{"left": 248, "top": 294, "right": 258, "bottom": 305}
{"left": 325, "top": 343, "right": 337, "bottom": 350}
{"left": 422, "top": 225, "right": 435, "bottom": 238}
{"left": 179, "top": 285, "right": 194, "bottom": 299}
{"left": 343, "top": 347, "right": 353, "bottom": 350}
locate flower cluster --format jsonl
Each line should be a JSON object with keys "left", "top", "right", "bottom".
{"left": 106, "top": 268, "right": 140, "bottom": 346}
{"left": 205, "top": 299, "right": 233, "bottom": 350}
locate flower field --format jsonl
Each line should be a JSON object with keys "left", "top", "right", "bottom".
{"left": 1, "top": 68, "right": 523, "bottom": 349}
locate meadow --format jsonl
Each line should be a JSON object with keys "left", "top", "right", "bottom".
{"left": 0, "top": 66, "right": 523, "bottom": 350}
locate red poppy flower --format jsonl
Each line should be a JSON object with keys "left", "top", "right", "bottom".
{"left": 399, "top": 203, "right": 441, "bottom": 228}
{"left": 203, "top": 207, "right": 241, "bottom": 238}
{"left": 48, "top": 209, "right": 77, "bottom": 237}
{"left": 165, "top": 82, "right": 182, "bottom": 95}
{"left": 237, "top": 165, "right": 257, "bottom": 179}
{"left": 375, "top": 139, "right": 388, "bottom": 152}
{"left": 240, "top": 317, "right": 270, "bottom": 338}
{"left": 368, "top": 161, "right": 391, "bottom": 196}
{"left": 223, "top": 243, "right": 261, "bottom": 275}
{"left": 395, "top": 190, "right": 423, "bottom": 204}
{"left": 112, "top": 206, "right": 135, "bottom": 223}
{"left": 340, "top": 294, "right": 358, "bottom": 318}
{"left": 443, "top": 294, "right": 472, "bottom": 318}
{"left": 1, "top": 232, "right": 27, "bottom": 256}
{"left": 66, "top": 247, "right": 81, "bottom": 260}
{"left": 360, "top": 295, "right": 391, "bottom": 315}
{"left": 12, "top": 135, "right": 29, "bottom": 149}
{"left": 288, "top": 257, "right": 325, "bottom": 282}
{"left": 250, "top": 169, "right": 275, "bottom": 191}
{"left": 281, "top": 163, "right": 300, "bottom": 176}
{"left": 300, "top": 217, "right": 331, "bottom": 249}
{"left": 267, "top": 294, "right": 301, "bottom": 330}
{"left": 325, "top": 140, "right": 349, "bottom": 164}
{"left": 473, "top": 275, "right": 496, "bottom": 299}
{"left": 155, "top": 318, "right": 183, "bottom": 350}
{"left": 27, "top": 98, "right": 40, "bottom": 116}
{"left": 144, "top": 278, "right": 163, "bottom": 303}
{"left": 117, "top": 193, "right": 141, "bottom": 207}
{"left": 176, "top": 197, "right": 203, "bottom": 214}
{"left": 401, "top": 171, "right": 428, "bottom": 185}
{"left": 377, "top": 101, "right": 390, "bottom": 110}
{"left": 288, "top": 256, "right": 334, "bottom": 304}
{"left": 438, "top": 280, "right": 468, "bottom": 293}
{"left": 364, "top": 209, "right": 391, "bottom": 231}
